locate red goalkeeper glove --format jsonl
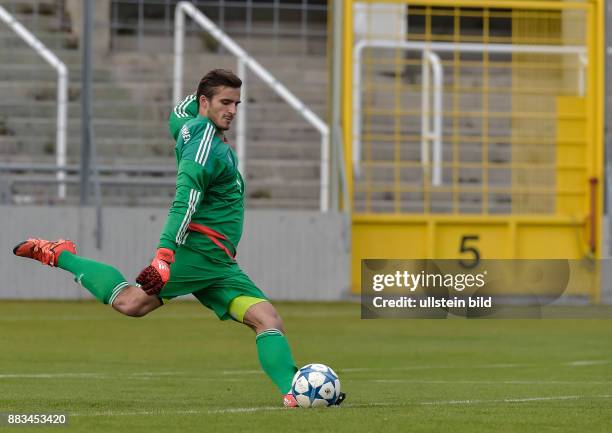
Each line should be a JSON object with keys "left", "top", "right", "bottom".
{"left": 136, "top": 248, "right": 175, "bottom": 296}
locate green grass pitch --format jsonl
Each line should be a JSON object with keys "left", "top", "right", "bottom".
{"left": 1, "top": 301, "right": 611, "bottom": 432}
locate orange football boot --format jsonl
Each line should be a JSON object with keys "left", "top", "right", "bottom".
{"left": 13, "top": 238, "right": 77, "bottom": 267}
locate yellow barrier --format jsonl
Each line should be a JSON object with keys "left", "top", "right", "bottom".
{"left": 342, "top": 0, "right": 604, "bottom": 301}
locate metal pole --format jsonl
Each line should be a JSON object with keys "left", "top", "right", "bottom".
{"left": 236, "top": 58, "right": 246, "bottom": 176}
{"left": 331, "top": 0, "right": 343, "bottom": 211}
{"left": 0, "top": 6, "right": 68, "bottom": 200}
{"left": 174, "top": 1, "right": 330, "bottom": 211}
{"left": 80, "top": 0, "right": 93, "bottom": 205}
{"left": 57, "top": 65, "right": 68, "bottom": 199}
{"left": 173, "top": 4, "right": 185, "bottom": 104}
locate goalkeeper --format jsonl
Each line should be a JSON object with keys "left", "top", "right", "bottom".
{"left": 13, "top": 69, "right": 344, "bottom": 408}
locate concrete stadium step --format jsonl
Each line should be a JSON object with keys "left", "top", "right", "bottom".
{"left": 2, "top": 132, "right": 322, "bottom": 161}
{"left": 0, "top": 99, "right": 326, "bottom": 126}
{"left": 9, "top": 183, "right": 321, "bottom": 209}
{"left": 0, "top": 100, "right": 165, "bottom": 119}
{"left": 245, "top": 197, "right": 320, "bottom": 210}
{"left": 0, "top": 6, "right": 61, "bottom": 29}
{"left": 110, "top": 50, "right": 327, "bottom": 71}
{"left": 0, "top": 31, "right": 74, "bottom": 50}
{"left": 126, "top": 82, "right": 327, "bottom": 106}
{"left": 0, "top": 135, "right": 175, "bottom": 159}
{"left": 111, "top": 29, "right": 327, "bottom": 56}
{"left": 245, "top": 159, "right": 319, "bottom": 182}
{"left": 0, "top": 65, "right": 112, "bottom": 81}
{"left": 113, "top": 31, "right": 327, "bottom": 56}
{"left": 0, "top": 81, "right": 131, "bottom": 101}
{"left": 8, "top": 176, "right": 322, "bottom": 202}
{"left": 2, "top": 49, "right": 83, "bottom": 66}
{"left": 247, "top": 140, "right": 321, "bottom": 160}
{"left": 6, "top": 117, "right": 321, "bottom": 142}
{"left": 6, "top": 117, "right": 169, "bottom": 139}
{"left": 0, "top": 135, "right": 21, "bottom": 154}
{"left": 246, "top": 179, "right": 320, "bottom": 200}
{"left": 248, "top": 122, "right": 322, "bottom": 141}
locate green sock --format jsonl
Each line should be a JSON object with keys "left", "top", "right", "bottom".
{"left": 255, "top": 329, "right": 298, "bottom": 394}
{"left": 57, "top": 251, "right": 129, "bottom": 305}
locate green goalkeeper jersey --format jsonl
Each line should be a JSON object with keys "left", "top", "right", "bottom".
{"left": 159, "top": 95, "right": 245, "bottom": 262}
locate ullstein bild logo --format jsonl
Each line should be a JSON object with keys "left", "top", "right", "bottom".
{"left": 360, "top": 259, "right": 601, "bottom": 319}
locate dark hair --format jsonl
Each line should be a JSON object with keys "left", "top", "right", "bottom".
{"left": 196, "top": 69, "right": 242, "bottom": 102}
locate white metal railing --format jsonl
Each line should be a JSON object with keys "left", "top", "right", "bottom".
{"left": 174, "top": 1, "right": 330, "bottom": 212}
{"left": 0, "top": 5, "right": 68, "bottom": 200}
{"left": 353, "top": 40, "right": 588, "bottom": 186}
{"left": 420, "top": 50, "right": 443, "bottom": 186}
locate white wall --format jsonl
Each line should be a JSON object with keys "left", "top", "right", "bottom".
{"left": 0, "top": 206, "right": 350, "bottom": 301}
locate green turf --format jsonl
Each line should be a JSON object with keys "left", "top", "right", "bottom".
{"left": 0, "top": 301, "right": 611, "bottom": 432}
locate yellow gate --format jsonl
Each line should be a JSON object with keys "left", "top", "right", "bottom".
{"left": 341, "top": 0, "right": 605, "bottom": 300}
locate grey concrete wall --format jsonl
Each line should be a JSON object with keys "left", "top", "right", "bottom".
{"left": 0, "top": 206, "right": 350, "bottom": 301}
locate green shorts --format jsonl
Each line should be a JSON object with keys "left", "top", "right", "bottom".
{"left": 159, "top": 243, "right": 267, "bottom": 321}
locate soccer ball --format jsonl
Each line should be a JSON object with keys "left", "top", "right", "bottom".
{"left": 291, "top": 363, "right": 341, "bottom": 408}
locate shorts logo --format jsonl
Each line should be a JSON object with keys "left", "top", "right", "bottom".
{"left": 181, "top": 125, "right": 191, "bottom": 143}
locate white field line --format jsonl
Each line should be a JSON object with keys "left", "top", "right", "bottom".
{"left": 0, "top": 371, "right": 237, "bottom": 380}
{"left": 372, "top": 379, "right": 612, "bottom": 385}
{"left": 69, "top": 395, "right": 612, "bottom": 417}
{"left": 2, "top": 358, "right": 609, "bottom": 380}
{"left": 340, "top": 363, "right": 523, "bottom": 373}
{"left": 341, "top": 360, "right": 610, "bottom": 373}
{"left": 213, "top": 364, "right": 527, "bottom": 376}
{"left": 420, "top": 395, "right": 612, "bottom": 406}
{"left": 2, "top": 372, "right": 608, "bottom": 387}
{"left": 563, "top": 360, "right": 609, "bottom": 366}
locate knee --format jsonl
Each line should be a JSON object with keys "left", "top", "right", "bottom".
{"left": 254, "top": 310, "right": 285, "bottom": 333}
{"left": 120, "top": 303, "right": 148, "bottom": 318}
{"left": 112, "top": 290, "right": 151, "bottom": 317}
{"left": 243, "top": 301, "right": 286, "bottom": 333}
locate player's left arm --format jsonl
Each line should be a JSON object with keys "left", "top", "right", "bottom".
{"left": 135, "top": 162, "right": 210, "bottom": 295}
{"left": 136, "top": 122, "right": 218, "bottom": 295}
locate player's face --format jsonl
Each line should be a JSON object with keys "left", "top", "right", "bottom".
{"left": 200, "top": 86, "right": 241, "bottom": 131}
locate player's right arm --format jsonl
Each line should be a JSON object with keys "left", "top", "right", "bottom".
{"left": 168, "top": 94, "right": 199, "bottom": 141}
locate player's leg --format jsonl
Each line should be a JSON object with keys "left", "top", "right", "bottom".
{"left": 110, "top": 286, "right": 162, "bottom": 317}
{"left": 238, "top": 298, "right": 299, "bottom": 406}
{"left": 13, "top": 238, "right": 161, "bottom": 316}
{"left": 232, "top": 296, "right": 284, "bottom": 333}
{"left": 195, "top": 270, "right": 299, "bottom": 405}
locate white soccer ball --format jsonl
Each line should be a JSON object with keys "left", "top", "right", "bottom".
{"left": 291, "top": 363, "right": 341, "bottom": 408}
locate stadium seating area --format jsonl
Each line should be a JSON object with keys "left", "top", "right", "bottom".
{"left": 0, "top": 0, "right": 328, "bottom": 208}
{"left": 2, "top": 1, "right": 611, "bottom": 215}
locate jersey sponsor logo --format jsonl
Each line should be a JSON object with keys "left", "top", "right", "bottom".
{"left": 181, "top": 125, "right": 191, "bottom": 143}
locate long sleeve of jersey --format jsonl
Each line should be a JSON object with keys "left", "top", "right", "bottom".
{"left": 158, "top": 119, "right": 218, "bottom": 252}
{"left": 168, "top": 94, "right": 199, "bottom": 141}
